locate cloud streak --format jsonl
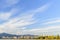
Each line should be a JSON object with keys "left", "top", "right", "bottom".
{"left": 0, "top": 2, "right": 51, "bottom": 34}
{"left": 0, "top": 0, "right": 19, "bottom": 8}
{"left": 42, "top": 19, "right": 60, "bottom": 25}
{"left": 22, "top": 25, "right": 60, "bottom": 35}
{"left": 29, "top": 18, "right": 60, "bottom": 35}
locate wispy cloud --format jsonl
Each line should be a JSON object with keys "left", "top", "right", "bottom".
{"left": 0, "top": 8, "right": 19, "bottom": 20}
{"left": 42, "top": 19, "right": 60, "bottom": 25}
{"left": 24, "top": 3, "right": 51, "bottom": 15}
{"left": 18, "top": 17, "right": 60, "bottom": 35}
{"left": 0, "top": 13, "right": 11, "bottom": 20}
{"left": 6, "top": 0, "right": 19, "bottom": 5}
{"left": 28, "top": 18, "right": 60, "bottom": 35}
{"left": 33, "top": 3, "right": 51, "bottom": 13}
{"left": 0, "top": 0, "right": 19, "bottom": 8}
{"left": 22, "top": 25, "right": 60, "bottom": 35}
{"left": 0, "top": 3, "right": 51, "bottom": 34}
{"left": 0, "top": 11, "right": 37, "bottom": 34}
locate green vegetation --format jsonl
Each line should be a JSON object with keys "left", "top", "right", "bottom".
{"left": 38, "top": 35, "right": 60, "bottom": 39}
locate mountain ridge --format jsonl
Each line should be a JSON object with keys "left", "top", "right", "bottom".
{"left": 0, "top": 33, "right": 38, "bottom": 37}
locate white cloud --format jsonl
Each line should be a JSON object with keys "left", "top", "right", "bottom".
{"left": 21, "top": 18, "right": 60, "bottom": 35}
{"left": 42, "top": 19, "right": 60, "bottom": 25}
{"left": 0, "top": 0, "right": 19, "bottom": 8}
{"left": 24, "top": 3, "right": 51, "bottom": 15}
{"left": 28, "top": 18, "right": 60, "bottom": 35}
{"left": 0, "top": 8, "right": 19, "bottom": 20}
{"left": 0, "top": 3, "right": 51, "bottom": 34}
{"left": 0, "top": 13, "right": 11, "bottom": 20}
{"left": 6, "top": 0, "right": 19, "bottom": 5}
{"left": 0, "top": 13, "right": 36, "bottom": 34}
{"left": 33, "top": 3, "right": 50, "bottom": 13}
{"left": 23, "top": 25, "right": 60, "bottom": 35}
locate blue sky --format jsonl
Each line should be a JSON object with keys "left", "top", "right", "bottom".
{"left": 0, "top": 0, "right": 60, "bottom": 35}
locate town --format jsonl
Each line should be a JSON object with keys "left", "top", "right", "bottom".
{"left": 0, "top": 33, "right": 60, "bottom": 39}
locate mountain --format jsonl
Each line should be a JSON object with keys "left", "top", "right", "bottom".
{"left": 0, "top": 33, "right": 17, "bottom": 37}
{"left": 0, "top": 33, "right": 39, "bottom": 39}
{"left": 0, "top": 33, "right": 38, "bottom": 37}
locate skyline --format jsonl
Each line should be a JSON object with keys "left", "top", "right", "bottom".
{"left": 0, "top": 0, "right": 60, "bottom": 35}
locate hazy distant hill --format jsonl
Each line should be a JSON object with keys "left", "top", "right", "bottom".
{"left": 0, "top": 33, "right": 38, "bottom": 37}
{"left": 0, "top": 33, "right": 17, "bottom": 37}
